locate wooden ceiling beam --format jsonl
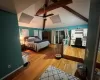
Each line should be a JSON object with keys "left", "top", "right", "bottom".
{"left": 43, "top": 0, "right": 49, "bottom": 30}
{"left": 62, "top": 6, "right": 88, "bottom": 22}
{"left": 51, "top": 0, "right": 58, "bottom": 3}
{"left": 36, "top": 0, "right": 72, "bottom": 15}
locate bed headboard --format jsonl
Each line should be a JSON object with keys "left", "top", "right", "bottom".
{"left": 24, "top": 36, "right": 41, "bottom": 41}
{"left": 32, "top": 36, "right": 41, "bottom": 40}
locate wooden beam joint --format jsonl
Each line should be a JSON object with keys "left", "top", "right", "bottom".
{"left": 36, "top": 0, "right": 72, "bottom": 15}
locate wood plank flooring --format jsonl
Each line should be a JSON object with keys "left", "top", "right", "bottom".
{"left": 5, "top": 45, "right": 100, "bottom": 80}
{"left": 9, "top": 45, "right": 78, "bottom": 80}
{"left": 64, "top": 45, "right": 100, "bottom": 64}
{"left": 63, "top": 45, "right": 85, "bottom": 59}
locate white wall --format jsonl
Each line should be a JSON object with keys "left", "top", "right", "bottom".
{"left": 17, "top": 0, "right": 90, "bottom": 28}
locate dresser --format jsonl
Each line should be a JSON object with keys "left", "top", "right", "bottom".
{"left": 70, "top": 28, "right": 87, "bottom": 47}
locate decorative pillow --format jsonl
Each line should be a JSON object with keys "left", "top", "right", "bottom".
{"left": 33, "top": 38, "right": 41, "bottom": 42}
{"left": 27, "top": 38, "right": 34, "bottom": 42}
{"left": 27, "top": 37, "right": 41, "bottom": 42}
{"left": 28, "top": 37, "right": 35, "bottom": 39}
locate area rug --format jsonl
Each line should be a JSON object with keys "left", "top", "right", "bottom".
{"left": 39, "top": 66, "right": 80, "bottom": 80}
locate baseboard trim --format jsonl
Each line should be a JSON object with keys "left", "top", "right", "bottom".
{"left": 0, "top": 65, "right": 23, "bottom": 80}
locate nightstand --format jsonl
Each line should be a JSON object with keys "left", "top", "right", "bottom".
{"left": 75, "top": 63, "right": 87, "bottom": 80}
{"left": 54, "top": 43, "right": 63, "bottom": 59}
{"left": 21, "top": 44, "right": 27, "bottom": 51}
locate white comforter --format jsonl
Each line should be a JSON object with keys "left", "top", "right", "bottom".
{"left": 25, "top": 41, "right": 50, "bottom": 52}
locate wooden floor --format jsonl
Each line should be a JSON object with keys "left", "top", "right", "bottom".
{"left": 6, "top": 45, "right": 100, "bottom": 80}
{"left": 10, "top": 45, "right": 78, "bottom": 80}
{"left": 64, "top": 45, "right": 100, "bottom": 64}
{"left": 64, "top": 45, "right": 85, "bottom": 60}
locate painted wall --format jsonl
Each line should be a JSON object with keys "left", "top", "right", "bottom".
{"left": 19, "top": 26, "right": 42, "bottom": 36}
{"left": 45, "top": 24, "right": 88, "bottom": 44}
{"left": 19, "top": 26, "right": 43, "bottom": 40}
{"left": 19, "top": 24, "right": 88, "bottom": 43}
{"left": 44, "top": 24, "right": 88, "bottom": 31}
{"left": 0, "top": 10, "right": 23, "bottom": 79}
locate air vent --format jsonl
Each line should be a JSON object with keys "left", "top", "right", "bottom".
{"left": 19, "top": 13, "right": 34, "bottom": 24}
{"left": 50, "top": 15, "right": 61, "bottom": 23}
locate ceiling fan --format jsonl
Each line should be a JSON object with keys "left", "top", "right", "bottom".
{"left": 35, "top": 0, "right": 54, "bottom": 30}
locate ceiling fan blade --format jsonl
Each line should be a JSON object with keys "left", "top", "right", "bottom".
{"left": 46, "top": 14, "right": 54, "bottom": 17}
{"left": 43, "top": 18, "right": 47, "bottom": 30}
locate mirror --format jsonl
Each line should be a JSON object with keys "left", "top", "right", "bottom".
{"left": 94, "top": 40, "right": 100, "bottom": 80}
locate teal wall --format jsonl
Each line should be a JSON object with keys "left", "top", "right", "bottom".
{"left": 0, "top": 10, "right": 23, "bottom": 79}
{"left": 19, "top": 24, "right": 88, "bottom": 36}
{"left": 44, "top": 24, "right": 88, "bottom": 31}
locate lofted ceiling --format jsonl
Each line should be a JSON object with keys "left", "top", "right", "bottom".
{"left": 0, "top": 0, "right": 90, "bottom": 29}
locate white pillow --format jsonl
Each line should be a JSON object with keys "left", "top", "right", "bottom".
{"left": 28, "top": 37, "right": 35, "bottom": 39}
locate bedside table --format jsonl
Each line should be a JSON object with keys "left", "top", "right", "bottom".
{"left": 21, "top": 44, "right": 27, "bottom": 51}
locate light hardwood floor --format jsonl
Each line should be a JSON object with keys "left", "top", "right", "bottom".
{"left": 63, "top": 45, "right": 85, "bottom": 60}
{"left": 12, "top": 45, "right": 78, "bottom": 80}
{"left": 64, "top": 45, "right": 100, "bottom": 63}
{"left": 6, "top": 45, "right": 100, "bottom": 80}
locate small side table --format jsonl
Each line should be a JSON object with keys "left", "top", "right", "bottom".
{"left": 22, "top": 52, "right": 29, "bottom": 67}
{"left": 75, "top": 63, "right": 87, "bottom": 80}
{"left": 54, "top": 43, "right": 63, "bottom": 59}
{"left": 21, "top": 44, "right": 27, "bottom": 51}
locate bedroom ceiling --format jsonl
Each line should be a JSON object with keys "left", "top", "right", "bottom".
{"left": 0, "top": 0, "right": 90, "bottom": 28}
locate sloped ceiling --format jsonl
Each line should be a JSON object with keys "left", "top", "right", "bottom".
{"left": 0, "top": 0, "right": 16, "bottom": 13}
{"left": 0, "top": 0, "right": 90, "bottom": 28}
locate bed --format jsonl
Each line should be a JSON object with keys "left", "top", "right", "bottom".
{"left": 24, "top": 36, "right": 50, "bottom": 52}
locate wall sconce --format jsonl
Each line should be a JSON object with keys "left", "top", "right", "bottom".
{"left": 20, "top": 36, "right": 24, "bottom": 45}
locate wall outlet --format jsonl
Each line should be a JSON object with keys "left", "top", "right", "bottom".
{"left": 8, "top": 65, "right": 11, "bottom": 68}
